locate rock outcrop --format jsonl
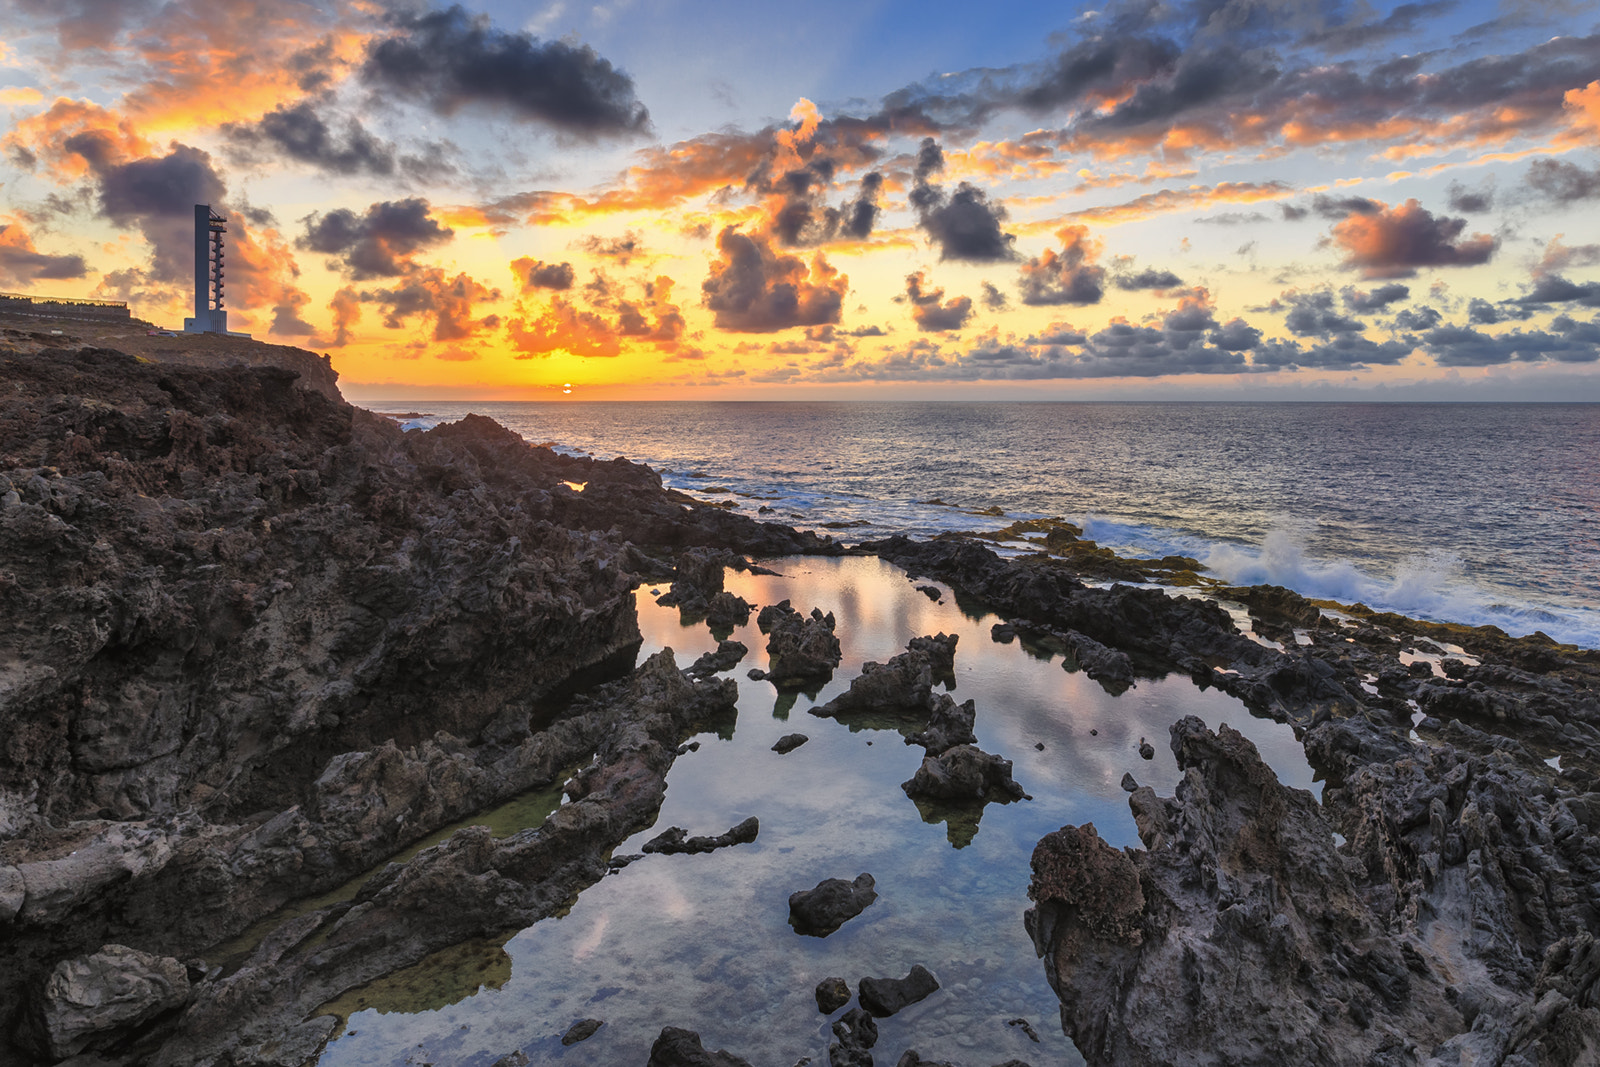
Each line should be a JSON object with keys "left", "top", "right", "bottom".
{"left": 756, "top": 601, "right": 843, "bottom": 686}
{"left": 789, "top": 873, "right": 878, "bottom": 937}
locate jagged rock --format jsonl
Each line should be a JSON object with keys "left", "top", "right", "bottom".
{"left": 642, "top": 816, "right": 759, "bottom": 855}
{"left": 561, "top": 1018, "right": 604, "bottom": 1045}
{"left": 1062, "top": 630, "right": 1136, "bottom": 691}
{"left": 1137, "top": 739, "right": 1154, "bottom": 760}
{"left": 760, "top": 602, "right": 843, "bottom": 686}
{"left": 648, "top": 1027, "right": 754, "bottom": 1067}
{"left": 816, "top": 976, "right": 851, "bottom": 1014}
{"left": 21, "top": 944, "right": 189, "bottom": 1059}
{"left": 773, "top": 733, "right": 809, "bottom": 754}
{"left": 790, "top": 874, "right": 877, "bottom": 937}
{"left": 907, "top": 694, "right": 977, "bottom": 755}
{"left": 705, "top": 591, "right": 753, "bottom": 629}
{"left": 829, "top": 1005, "right": 879, "bottom": 1066}
{"left": 902, "top": 745, "right": 1029, "bottom": 804}
{"left": 1026, "top": 718, "right": 1467, "bottom": 1066}
{"left": 858, "top": 964, "right": 940, "bottom": 1017}
{"left": 687, "top": 640, "right": 749, "bottom": 678}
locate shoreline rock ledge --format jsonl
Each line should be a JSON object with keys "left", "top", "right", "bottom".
{"left": 1026, "top": 717, "right": 1600, "bottom": 1067}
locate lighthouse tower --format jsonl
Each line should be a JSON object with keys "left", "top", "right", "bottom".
{"left": 183, "top": 204, "right": 230, "bottom": 334}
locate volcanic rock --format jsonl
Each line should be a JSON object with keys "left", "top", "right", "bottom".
{"left": 773, "top": 733, "right": 809, "bottom": 754}
{"left": 561, "top": 1018, "right": 604, "bottom": 1045}
{"left": 789, "top": 873, "right": 877, "bottom": 937}
{"left": 642, "top": 816, "right": 759, "bottom": 855}
{"left": 858, "top": 964, "right": 940, "bottom": 1017}
{"left": 759, "top": 602, "right": 843, "bottom": 686}
{"left": 903, "top": 745, "right": 1029, "bottom": 804}
{"left": 648, "top": 1027, "right": 754, "bottom": 1067}
{"left": 816, "top": 976, "right": 851, "bottom": 1014}
{"left": 21, "top": 944, "right": 189, "bottom": 1060}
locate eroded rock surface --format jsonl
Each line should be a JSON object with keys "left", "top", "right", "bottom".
{"left": 790, "top": 873, "right": 878, "bottom": 937}
{"left": 21, "top": 944, "right": 189, "bottom": 1060}
{"left": 757, "top": 601, "right": 843, "bottom": 686}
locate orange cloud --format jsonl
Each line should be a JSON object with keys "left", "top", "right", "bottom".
{"left": 507, "top": 297, "right": 624, "bottom": 359}
{"left": 224, "top": 220, "right": 315, "bottom": 337}
{"left": 5, "top": 99, "right": 153, "bottom": 179}
{"left": 1329, "top": 199, "right": 1498, "bottom": 279}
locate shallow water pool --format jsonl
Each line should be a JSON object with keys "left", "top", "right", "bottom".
{"left": 315, "top": 556, "right": 1317, "bottom": 1067}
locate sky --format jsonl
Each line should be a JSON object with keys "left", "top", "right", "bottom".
{"left": 2, "top": 0, "right": 1599, "bottom": 400}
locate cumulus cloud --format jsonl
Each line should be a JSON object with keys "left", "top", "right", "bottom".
{"left": 903, "top": 270, "right": 974, "bottom": 332}
{"left": 1114, "top": 267, "right": 1185, "bottom": 290}
{"left": 299, "top": 199, "right": 454, "bottom": 279}
{"left": 1508, "top": 274, "right": 1600, "bottom": 308}
{"left": 508, "top": 297, "right": 622, "bottom": 358}
{"left": 1424, "top": 321, "right": 1600, "bottom": 365}
{"left": 1446, "top": 180, "right": 1494, "bottom": 214}
{"left": 701, "top": 227, "right": 848, "bottom": 332}
{"left": 514, "top": 258, "right": 575, "bottom": 291}
{"left": 1341, "top": 283, "right": 1410, "bottom": 312}
{"left": 1329, "top": 198, "right": 1498, "bottom": 279}
{"left": 573, "top": 231, "right": 645, "bottom": 264}
{"left": 908, "top": 139, "right": 1016, "bottom": 262}
{"left": 361, "top": 5, "right": 650, "bottom": 136}
{"left": 361, "top": 266, "right": 501, "bottom": 341}
{"left": 226, "top": 101, "right": 399, "bottom": 176}
{"left": 1018, "top": 225, "right": 1106, "bottom": 306}
{"left": 1526, "top": 157, "right": 1600, "bottom": 202}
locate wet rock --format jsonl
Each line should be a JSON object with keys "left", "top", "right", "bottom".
{"left": 1007, "top": 1018, "right": 1041, "bottom": 1042}
{"left": 1137, "top": 739, "right": 1154, "bottom": 760}
{"left": 21, "top": 944, "right": 189, "bottom": 1059}
{"left": 790, "top": 874, "right": 877, "bottom": 937}
{"left": 561, "top": 1018, "right": 604, "bottom": 1045}
{"left": 687, "top": 640, "right": 749, "bottom": 678}
{"left": 648, "top": 1027, "right": 754, "bottom": 1067}
{"left": 1119, "top": 773, "right": 1138, "bottom": 793}
{"left": 907, "top": 694, "right": 977, "bottom": 755}
{"left": 759, "top": 601, "right": 843, "bottom": 686}
{"left": 902, "top": 745, "right": 1029, "bottom": 804}
{"left": 1062, "top": 631, "right": 1136, "bottom": 691}
{"left": 705, "top": 591, "right": 753, "bottom": 629}
{"left": 859, "top": 964, "right": 940, "bottom": 1017}
{"left": 916, "top": 585, "right": 942, "bottom": 601}
{"left": 829, "top": 1006, "right": 879, "bottom": 1066}
{"left": 642, "top": 816, "right": 759, "bottom": 855}
{"left": 816, "top": 976, "right": 851, "bottom": 1014}
{"left": 773, "top": 733, "right": 810, "bottom": 754}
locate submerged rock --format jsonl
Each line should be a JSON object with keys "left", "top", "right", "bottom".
{"left": 642, "top": 816, "right": 760, "bottom": 855}
{"left": 648, "top": 1027, "right": 754, "bottom": 1067}
{"left": 773, "top": 733, "right": 810, "bottom": 754}
{"left": 561, "top": 1018, "right": 604, "bottom": 1045}
{"left": 859, "top": 964, "right": 940, "bottom": 1017}
{"left": 816, "top": 976, "right": 851, "bottom": 1014}
{"left": 789, "top": 874, "right": 877, "bottom": 937}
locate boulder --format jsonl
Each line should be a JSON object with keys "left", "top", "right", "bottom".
{"left": 902, "top": 745, "right": 1028, "bottom": 804}
{"left": 772, "top": 733, "right": 809, "bottom": 754}
{"left": 789, "top": 874, "right": 877, "bottom": 937}
{"left": 23, "top": 944, "right": 190, "bottom": 1059}
{"left": 561, "top": 1018, "right": 604, "bottom": 1046}
{"left": 858, "top": 964, "right": 940, "bottom": 1017}
{"left": 647, "top": 1027, "right": 753, "bottom": 1067}
{"left": 815, "top": 976, "right": 851, "bottom": 1014}
{"left": 906, "top": 694, "right": 977, "bottom": 755}
{"left": 760, "top": 603, "right": 843, "bottom": 686}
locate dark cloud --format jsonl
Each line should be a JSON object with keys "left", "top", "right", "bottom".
{"left": 226, "top": 102, "right": 397, "bottom": 176}
{"left": 1312, "top": 194, "right": 1384, "bottom": 219}
{"left": 1018, "top": 225, "right": 1105, "bottom": 306}
{"left": 1464, "top": 298, "right": 1534, "bottom": 325}
{"left": 1446, "top": 180, "right": 1494, "bottom": 213}
{"left": 1330, "top": 198, "right": 1498, "bottom": 279}
{"left": 913, "top": 137, "right": 945, "bottom": 183}
{"left": 1017, "top": 36, "right": 1181, "bottom": 113}
{"left": 1341, "top": 283, "right": 1410, "bottom": 312}
{"left": 521, "top": 260, "right": 575, "bottom": 291}
{"left": 1280, "top": 290, "right": 1366, "bottom": 336}
{"left": 1211, "top": 317, "right": 1263, "bottom": 351}
{"left": 66, "top": 143, "right": 226, "bottom": 283}
{"left": 1114, "top": 267, "right": 1186, "bottom": 290}
{"left": 904, "top": 271, "right": 975, "bottom": 332}
{"left": 1281, "top": 203, "right": 1310, "bottom": 221}
{"left": 1251, "top": 334, "right": 1414, "bottom": 368}
{"left": 701, "top": 227, "right": 847, "bottom": 332}
{"left": 360, "top": 267, "right": 500, "bottom": 341}
{"left": 1395, "top": 305, "right": 1444, "bottom": 330}
{"left": 905, "top": 139, "right": 1014, "bottom": 262}
{"left": 1526, "top": 158, "right": 1600, "bottom": 203}
{"left": 842, "top": 172, "right": 883, "bottom": 240}
{"left": 13, "top": 0, "right": 157, "bottom": 49}
{"left": 0, "top": 226, "right": 90, "bottom": 286}
{"left": 1299, "top": 1, "right": 1458, "bottom": 53}
{"left": 299, "top": 199, "right": 454, "bottom": 280}
{"left": 1091, "top": 48, "right": 1281, "bottom": 130}
{"left": 1508, "top": 274, "right": 1600, "bottom": 307}
{"left": 980, "top": 281, "right": 1007, "bottom": 310}
{"left": 1424, "top": 321, "right": 1600, "bottom": 365}
{"left": 361, "top": 4, "right": 650, "bottom": 137}
{"left": 1196, "top": 211, "right": 1271, "bottom": 225}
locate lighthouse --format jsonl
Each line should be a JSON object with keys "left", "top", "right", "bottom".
{"left": 183, "top": 204, "right": 231, "bottom": 334}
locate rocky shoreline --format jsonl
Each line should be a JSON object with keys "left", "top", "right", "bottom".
{"left": 2, "top": 338, "right": 1597, "bottom": 1066}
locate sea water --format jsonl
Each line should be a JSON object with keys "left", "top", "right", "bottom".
{"left": 382, "top": 401, "right": 1600, "bottom": 649}
{"left": 313, "top": 558, "right": 1317, "bottom": 1066}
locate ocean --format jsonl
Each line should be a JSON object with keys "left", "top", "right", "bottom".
{"left": 379, "top": 401, "right": 1600, "bottom": 650}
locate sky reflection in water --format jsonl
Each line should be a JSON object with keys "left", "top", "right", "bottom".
{"left": 317, "top": 557, "right": 1316, "bottom": 1067}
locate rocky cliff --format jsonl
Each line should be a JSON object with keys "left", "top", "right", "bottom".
{"left": 0, "top": 342, "right": 833, "bottom": 1063}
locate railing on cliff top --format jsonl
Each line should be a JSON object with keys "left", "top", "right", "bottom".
{"left": 0, "top": 291, "right": 129, "bottom": 309}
